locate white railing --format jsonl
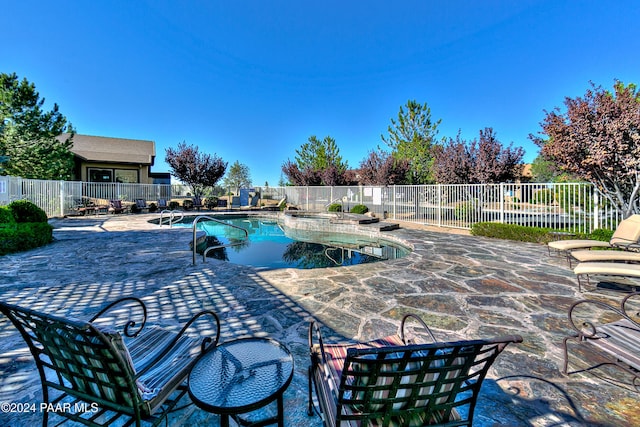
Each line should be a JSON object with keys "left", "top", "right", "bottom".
{"left": 1, "top": 176, "right": 623, "bottom": 233}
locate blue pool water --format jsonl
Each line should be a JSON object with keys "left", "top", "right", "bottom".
{"left": 185, "top": 217, "right": 409, "bottom": 270}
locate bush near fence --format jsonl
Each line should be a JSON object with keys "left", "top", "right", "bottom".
{"left": 470, "top": 222, "right": 613, "bottom": 244}
{"left": 0, "top": 201, "right": 53, "bottom": 255}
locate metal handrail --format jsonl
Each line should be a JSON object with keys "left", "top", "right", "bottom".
{"left": 325, "top": 197, "right": 345, "bottom": 218}
{"left": 192, "top": 215, "right": 249, "bottom": 265}
{"left": 159, "top": 210, "right": 184, "bottom": 227}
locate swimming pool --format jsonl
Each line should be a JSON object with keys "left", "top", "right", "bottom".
{"left": 183, "top": 216, "right": 409, "bottom": 270}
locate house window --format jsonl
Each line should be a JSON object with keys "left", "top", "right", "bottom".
{"left": 88, "top": 169, "right": 113, "bottom": 183}
{"left": 115, "top": 169, "right": 138, "bottom": 183}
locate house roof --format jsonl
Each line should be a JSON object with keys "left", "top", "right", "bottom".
{"left": 59, "top": 134, "right": 156, "bottom": 165}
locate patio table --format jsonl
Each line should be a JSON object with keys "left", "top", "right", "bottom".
{"left": 188, "top": 337, "right": 294, "bottom": 427}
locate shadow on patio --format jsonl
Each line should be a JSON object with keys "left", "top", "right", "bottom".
{"left": 0, "top": 216, "right": 638, "bottom": 426}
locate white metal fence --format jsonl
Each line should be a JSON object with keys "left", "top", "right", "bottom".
{"left": 0, "top": 176, "right": 623, "bottom": 233}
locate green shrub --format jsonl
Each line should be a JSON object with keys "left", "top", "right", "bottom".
{"left": 350, "top": 204, "right": 369, "bottom": 214}
{"left": 205, "top": 197, "right": 218, "bottom": 210}
{"left": 454, "top": 201, "right": 476, "bottom": 221}
{"left": 470, "top": 222, "right": 610, "bottom": 244}
{"left": 588, "top": 228, "right": 614, "bottom": 242}
{"left": 555, "top": 183, "right": 593, "bottom": 214}
{"left": 328, "top": 203, "right": 342, "bottom": 212}
{"left": 0, "top": 206, "right": 17, "bottom": 226}
{"left": 8, "top": 200, "right": 48, "bottom": 223}
{"left": 470, "top": 222, "right": 551, "bottom": 243}
{"left": 0, "top": 222, "right": 53, "bottom": 255}
{"left": 531, "top": 188, "right": 554, "bottom": 205}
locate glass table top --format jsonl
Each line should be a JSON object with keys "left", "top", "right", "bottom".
{"left": 188, "top": 337, "right": 294, "bottom": 413}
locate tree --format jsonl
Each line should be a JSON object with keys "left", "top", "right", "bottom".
{"left": 531, "top": 81, "right": 640, "bottom": 216}
{"left": 358, "top": 149, "right": 411, "bottom": 185}
{"left": 281, "top": 135, "right": 348, "bottom": 185}
{"left": 431, "top": 133, "right": 473, "bottom": 184}
{"left": 165, "top": 141, "right": 227, "bottom": 197}
{"left": 381, "top": 100, "right": 441, "bottom": 184}
{"left": 474, "top": 128, "right": 524, "bottom": 183}
{"left": 223, "top": 160, "right": 252, "bottom": 194}
{"left": 433, "top": 128, "right": 524, "bottom": 184}
{"left": 0, "top": 72, "right": 75, "bottom": 179}
{"left": 529, "top": 154, "right": 561, "bottom": 182}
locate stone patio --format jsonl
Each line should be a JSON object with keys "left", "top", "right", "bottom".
{"left": 0, "top": 213, "right": 638, "bottom": 426}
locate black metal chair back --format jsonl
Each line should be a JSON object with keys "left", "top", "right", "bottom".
{"left": 0, "top": 298, "right": 219, "bottom": 427}
{"left": 309, "top": 316, "right": 522, "bottom": 427}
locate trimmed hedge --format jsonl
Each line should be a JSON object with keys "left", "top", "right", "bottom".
{"left": 469, "top": 222, "right": 607, "bottom": 244}
{"left": 0, "top": 206, "right": 16, "bottom": 226}
{"left": 8, "top": 200, "right": 48, "bottom": 223}
{"left": 0, "top": 222, "right": 54, "bottom": 255}
{"left": 588, "top": 228, "right": 615, "bottom": 242}
{"left": 350, "top": 204, "right": 369, "bottom": 214}
{"left": 328, "top": 203, "right": 342, "bottom": 212}
{"left": 0, "top": 200, "right": 52, "bottom": 255}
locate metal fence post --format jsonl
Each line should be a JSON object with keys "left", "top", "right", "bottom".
{"left": 59, "top": 180, "right": 65, "bottom": 217}
{"left": 499, "top": 183, "right": 505, "bottom": 224}
{"left": 593, "top": 190, "right": 599, "bottom": 230}
{"left": 392, "top": 185, "right": 396, "bottom": 220}
{"left": 437, "top": 184, "right": 442, "bottom": 227}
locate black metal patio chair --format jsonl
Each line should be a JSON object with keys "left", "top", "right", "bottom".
{"left": 0, "top": 297, "right": 220, "bottom": 427}
{"left": 134, "top": 199, "right": 150, "bottom": 213}
{"left": 308, "top": 314, "right": 522, "bottom": 426}
{"left": 109, "top": 199, "right": 127, "bottom": 214}
{"left": 562, "top": 291, "right": 640, "bottom": 390}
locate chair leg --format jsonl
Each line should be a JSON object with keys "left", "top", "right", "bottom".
{"left": 307, "top": 366, "right": 314, "bottom": 416}
{"left": 561, "top": 336, "right": 573, "bottom": 374}
{"left": 577, "top": 275, "right": 583, "bottom": 292}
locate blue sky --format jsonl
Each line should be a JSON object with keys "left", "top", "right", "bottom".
{"left": 4, "top": 1, "right": 639, "bottom": 186}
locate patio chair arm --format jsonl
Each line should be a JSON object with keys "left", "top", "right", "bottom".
{"left": 400, "top": 313, "right": 437, "bottom": 344}
{"left": 612, "top": 239, "right": 640, "bottom": 251}
{"left": 567, "top": 292, "right": 640, "bottom": 339}
{"left": 88, "top": 297, "right": 148, "bottom": 338}
{"left": 178, "top": 310, "right": 221, "bottom": 353}
{"left": 136, "top": 310, "right": 220, "bottom": 377}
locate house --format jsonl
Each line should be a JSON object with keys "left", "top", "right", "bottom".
{"left": 59, "top": 133, "right": 170, "bottom": 184}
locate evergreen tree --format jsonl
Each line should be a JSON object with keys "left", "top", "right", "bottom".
{"left": 223, "top": 160, "right": 252, "bottom": 194}
{"left": 282, "top": 135, "right": 348, "bottom": 185}
{"left": 381, "top": 100, "right": 441, "bottom": 184}
{"left": 0, "top": 72, "right": 75, "bottom": 179}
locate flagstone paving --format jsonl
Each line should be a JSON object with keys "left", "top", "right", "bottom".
{"left": 0, "top": 213, "right": 638, "bottom": 426}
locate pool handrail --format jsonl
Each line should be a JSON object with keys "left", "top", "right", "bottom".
{"left": 159, "top": 209, "right": 184, "bottom": 227}
{"left": 325, "top": 197, "right": 345, "bottom": 218}
{"left": 192, "top": 215, "right": 249, "bottom": 265}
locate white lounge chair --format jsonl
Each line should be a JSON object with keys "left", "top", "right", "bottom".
{"left": 571, "top": 249, "right": 640, "bottom": 264}
{"left": 574, "top": 261, "right": 640, "bottom": 291}
{"left": 549, "top": 214, "right": 640, "bottom": 263}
